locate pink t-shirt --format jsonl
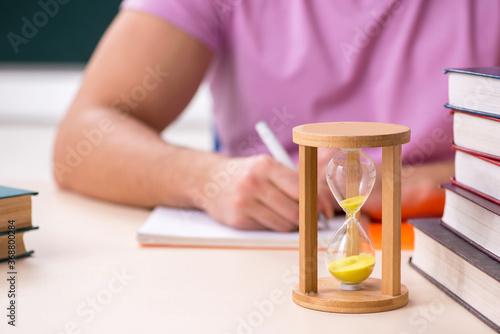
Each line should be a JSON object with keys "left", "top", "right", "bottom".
{"left": 121, "top": 0, "right": 500, "bottom": 164}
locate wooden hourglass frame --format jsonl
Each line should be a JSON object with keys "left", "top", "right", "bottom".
{"left": 292, "top": 122, "right": 410, "bottom": 313}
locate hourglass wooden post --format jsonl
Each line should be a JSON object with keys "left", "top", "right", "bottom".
{"left": 292, "top": 122, "right": 410, "bottom": 313}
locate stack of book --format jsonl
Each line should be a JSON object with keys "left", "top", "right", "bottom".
{"left": 0, "top": 186, "right": 38, "bottom": 261}
{"left": 409, "top": 68, "right": 500, "bottom": 332}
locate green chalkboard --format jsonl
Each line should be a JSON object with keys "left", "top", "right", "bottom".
{"left": 0, "top": 0, "right": 122, "bottom": 63}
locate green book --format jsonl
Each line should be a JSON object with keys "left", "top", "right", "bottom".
{"left": 0, "top": 186, "right": 37, "bottom": 233}
{"left": 0, "top": 226, "right": 38, "bottom": 262}
{"left": 0, "top": 186, "right": 38, "bottom": 199}
{"left": 0, "top": 186, "right": 38, "bottom": 262}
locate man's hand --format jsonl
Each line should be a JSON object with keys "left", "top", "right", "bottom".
{"left": 363, "top": 160, "right": 453, "bottom": 220}
{"left": 316, "top": 148, "right": 453, "bottom": 220}
{"left": 198, "top": 155, "right": 334, "bottom": 232}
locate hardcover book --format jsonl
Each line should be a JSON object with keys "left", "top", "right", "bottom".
{"left": 445, "top": 106, "right": 500, "bottom": 158}
{"left": 452, "top": 145, "right": 500, "bottom": 203}
{"left": 445, "top": 67, "right": 500, "bottom": 116}
{"left": 441, "top": 183, "right": 500, "bottom": 261}
{"left": 0, "top": 185, "right": 38, "bottom": 232}
{"left": 409, "top": 218, "right": 500, "bottom": 331}
{"left": 0, "top": 186, "right": 38, "bottom": 261}
{"left": 0, "top": 226, "right": 38, "bottom": 262}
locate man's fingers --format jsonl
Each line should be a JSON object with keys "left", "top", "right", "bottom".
{"left": 266, "top": 160, "right": 300, "bottom": 201}
{"left": 248, "top": 201, "right": 298, "bottom": 232}
{"left": 211, "top": 155, "right": 302, "bottom": 232}
{"left": 256, "top": 180, "right": 300, "bottom": 225}
{"left": 228, "top": 215, "right": 269, "bottom": 231}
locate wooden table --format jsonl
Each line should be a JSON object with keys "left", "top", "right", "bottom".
{"left": 0, "top": 124, "right": 495, "bottom": 333}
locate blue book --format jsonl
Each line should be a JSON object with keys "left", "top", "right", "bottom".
{"left": 0, "top": 226, "right": 38, "bottom": 262}
{"left": 0, "top": 185, "right": 38, "bottom": 199}
{"left": 0, "top": 186, "right": 38, "bottom": 261}
{"left": 445, "top": 67, "right": 500, "bottom": 117}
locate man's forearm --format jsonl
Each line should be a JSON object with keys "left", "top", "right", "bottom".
{"left": 54, "top": 106, "right": 225, "bottom": 208}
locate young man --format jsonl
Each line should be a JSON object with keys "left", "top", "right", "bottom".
{"left": 54, "top": 1, "right": 500, "bottom": 230}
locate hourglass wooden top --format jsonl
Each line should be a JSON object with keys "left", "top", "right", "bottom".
{"left": 293, "top": 122, "right": 410, "bottom": 148}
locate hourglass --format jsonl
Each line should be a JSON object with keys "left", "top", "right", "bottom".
{"left": 292, "top": 122, "right": 410, "bottom": 313}
{"left": 325, "top": 149, "right": 376, "bottom": 291}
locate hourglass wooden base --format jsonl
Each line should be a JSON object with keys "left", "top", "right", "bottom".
{"left": 292, "top": 122, "right": 411, "bottom": 314}
{"left": 292, "top": 278, "right": 408, "bottom": 313}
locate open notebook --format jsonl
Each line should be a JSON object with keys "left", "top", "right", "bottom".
{"left": 138, "top": 207, "right": 344, "bottom": 249}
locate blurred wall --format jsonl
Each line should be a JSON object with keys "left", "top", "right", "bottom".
{"left": 0, "top": 1, "right": 212, "bottom": 127}
{"left": 0, "top": 0, "right": 121, "bottom": 62}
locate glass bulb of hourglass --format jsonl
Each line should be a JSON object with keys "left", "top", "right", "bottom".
{"left": 325, "top": 149, "right": 377, "bottom": 291}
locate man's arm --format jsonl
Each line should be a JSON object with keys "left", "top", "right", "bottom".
{"left": 54, "top": 10, "right": 214, "bottom": 208}
{"left": 54, "top": 10, "right": 333, "bottom": 231}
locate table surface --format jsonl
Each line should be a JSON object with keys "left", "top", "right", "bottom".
{"left": 0, "top": 124, "right": 495, "bottom": 334}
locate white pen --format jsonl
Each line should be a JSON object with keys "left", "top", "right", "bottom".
{"left": 255, "top": 121, "right": 330, "bottom": 230}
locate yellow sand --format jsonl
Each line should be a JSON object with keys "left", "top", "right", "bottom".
{"left": 327, "top": 254, "right": 375, "bottom": 283}
{"left": 340, "top": 195, "right": 365, "bottom": 213}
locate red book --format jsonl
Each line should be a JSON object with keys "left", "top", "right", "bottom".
{"left": 451, "top": 144, "right": 500, "bottom": 205}
{"left": 445, "top": 106, "right": 500, "bottom": 158}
